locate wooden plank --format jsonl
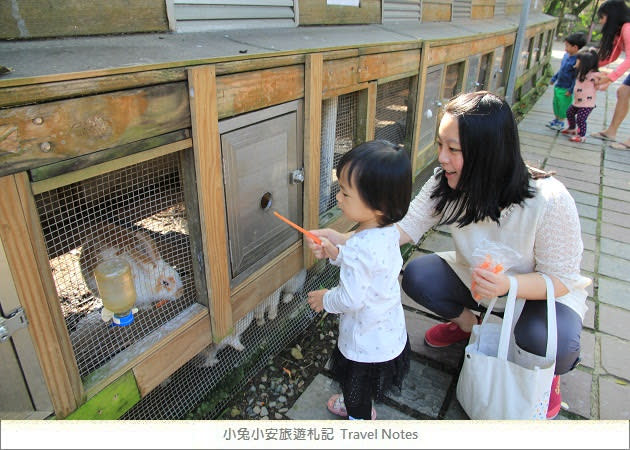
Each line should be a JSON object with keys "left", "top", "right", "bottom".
{"left": 471, "top": 5, "right": 494, "bottom": 19}
{"left": 422, "top": 2, "right": 451, "bottom": 21}
{"left": 299, "top": 0, "right": 380, "bottom": 25}
{"left": 0, "top": 69, "right": 187, "bottom": 109}
{"left": 65, "top": 371, "right": 140, "bottom": 420}
{"left": 0, "top": 174, "right": 81, "bottom": 418}
{"left": 428, "top": 34, "right": 514, "bottom": 65}
{"left": 0, "top": 83, "right": 191, "bottom": 177}
{"left": 303, "top": 54, "right": 323, "bottom": 270}
{"left": 82, "top": 304, "right": 208, "bottom": 398}
{"left": 133, "top": 311, "right": 211, "bottom": 397}
{"left": 188, "top": 66, "right": 232, "bottom": 342}
{"left": 0, "top": 0, "right": 168, "bottom": 40}
{"left": 322, "top": 58, "right": 360, "bottom": 96}
{"left": 411, "top": 42, "right": 430, "bottom": 178}
{"left": 357, "top": 81, "right": 377, "bottom": 143}
{"left": 31, "top": 139, "right": 192, "bottom": 195}
{"left": 174, "top": 5, "right": 294, "bottom": 20}
{"left": 231, "top": 244, "right": 303, "bottom": 322}
{"left": 29, "top": 129, "right": 191, "bottom": 182}
{"left": 359, "top": 50, "right": 420, "bottom": 83}
{"left": 322, "top": 82, "right": 370, "bottom": 101}
{"left": 216, "top": 65, "right": 304, "bottom": 119}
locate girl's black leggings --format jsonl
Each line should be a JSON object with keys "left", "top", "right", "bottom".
{"left": 401, "top": 253, "right": 582, "bottom": 374}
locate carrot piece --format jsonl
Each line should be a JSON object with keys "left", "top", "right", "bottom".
{"left": 493, "top": 263, "right": 504, "bottom": 274}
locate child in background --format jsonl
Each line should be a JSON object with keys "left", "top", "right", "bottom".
{"left": 306, "top": 140, "right": 412, "bottom": 420}
{"left": 562, "top": 47, "right": 600, "bottom": 143}
{"left": 547, "top": 32, "right": 587, "bottom": 131}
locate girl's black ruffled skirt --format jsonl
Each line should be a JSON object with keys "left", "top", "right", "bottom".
{"left": 329, "top": 336, "right": 411, "bottom": 403}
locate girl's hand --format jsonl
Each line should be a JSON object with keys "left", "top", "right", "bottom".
{"left": 306, "top": 229, "right": 348, "bottom": 259}
{"left": 307, "top": 289, "right": 327, "bottom": 313}
{"left": 471, "top": 267, "right": 510, "bottom": 301}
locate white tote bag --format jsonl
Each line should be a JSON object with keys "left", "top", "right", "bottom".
{"left": 456, "top": 274, "right": 557, "bottom": 420}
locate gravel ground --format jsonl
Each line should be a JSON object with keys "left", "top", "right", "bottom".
{"left": 216, "top": 312, "right": 340, "bottom": 420}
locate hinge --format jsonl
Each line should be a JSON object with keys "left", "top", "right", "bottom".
{"left": 0, "top": 307, "right": 28, "bottom": 342}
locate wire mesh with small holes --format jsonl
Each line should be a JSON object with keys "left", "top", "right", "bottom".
{"left": 318, "top": 91, "right": 360, "bottom": 217}
{"left": 122, "top": 262, "right": 340, "bottom": 420}
{"left": 33, "top": 151, "right": 198, "bottom": 379}
{"left": 374, "top": 77, "right": 411, "bottom": 147}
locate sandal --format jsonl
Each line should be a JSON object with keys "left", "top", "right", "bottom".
{"left": 590, "top": 131, "right": 616, "bottom": 142}
{"left": 610, "top": 141, "right": 630, "bottom": 150}
{"left": 326, "top": 394, "right": 377, "bottom": 420}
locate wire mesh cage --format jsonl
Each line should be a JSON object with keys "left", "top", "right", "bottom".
{"left": 319, "top": 91, "right": 360, "bottom": 218}
{"left": 122, "top": 262, "right": 340, "bottom": 420}
{"left": 374, "top": 77, "right": 411, "bottom": 148}
{"left": 33, "top": 150, "right": 199, "bottom": 380}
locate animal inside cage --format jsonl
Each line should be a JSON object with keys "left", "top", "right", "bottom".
{"left": 121, "top": 262, "right": 340, "bottom": 420}
{"left": 33, "top": 149, "right": 201, "bottom": 380}
{"left": 374, "top": 77, "right": 412, "bottom": 147}
{"left": 319, "top": 91, "right": 360, "bottom": 218}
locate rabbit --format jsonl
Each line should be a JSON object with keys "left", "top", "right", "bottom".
{"left": 254, "top": 268, "right": 307, "bottom": 326}
{"left": 254, "top": 286, "right": 282, "bottom": 326}
{"left": 200, "top": 310, "right": 254, "bottom": 367}
{"left": 79, "top": 223, "right": 184, "bottom": 310}
{"left": 280, "top": 268, "right": 307, "bottom": 304}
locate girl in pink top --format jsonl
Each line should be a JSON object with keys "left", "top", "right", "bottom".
{"left": 563, "top": 48, "right": 600, "bottom": 143}
{"left": 589, "top": 0, "right": 630, "bottom": 149}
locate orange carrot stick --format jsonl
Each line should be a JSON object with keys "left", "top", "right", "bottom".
{"left": 273, "top": 211, "right": 322, "bottom": 245}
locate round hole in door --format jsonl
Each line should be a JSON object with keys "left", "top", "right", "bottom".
{"left": 260, "top": 192, "right": 273, "bottom": 211}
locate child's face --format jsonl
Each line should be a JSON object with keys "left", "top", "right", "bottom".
{"left": 437, "top": 113, "right": 464, "bottom": 190}
{"left": 565, "top": 41, "right": 579, "bottom": 55}
{"left": 335, "top": 168, "right": 382, "bottom": 228}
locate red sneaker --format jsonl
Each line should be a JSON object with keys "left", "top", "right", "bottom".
{"left": 424, "top": 321, "right": 472, "bottom": 347}
{"left": 546, "top": 375, "right": 561, "bottom": 419}
{"left": 561, "top": 127, "right": 578, "bottom": 136}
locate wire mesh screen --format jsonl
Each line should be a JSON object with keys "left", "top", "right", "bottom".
{"left": 122, "top": 262, "right": 340, "bottom": 420}
{"left": 319, "top": 91, "right": 360, "bottom": 217}
{"left": 34, "top": 151, "right": 198, "bottom": 379}
{"left": 442, "top": 62, "right": 464, "bottom": 101}
{"left": 374, "top": 77, "right": 410, "bottom": 147}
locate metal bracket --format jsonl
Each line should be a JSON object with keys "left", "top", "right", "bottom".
{"left": 290, "top": 168, "right": 304, "bottom": 184}
{"left": 0, "top": 307, "right": 28, "bottom": 342}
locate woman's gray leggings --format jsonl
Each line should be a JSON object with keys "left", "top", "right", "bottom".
{"left": 401, "top": 254, "right": 582, "bottom": 375}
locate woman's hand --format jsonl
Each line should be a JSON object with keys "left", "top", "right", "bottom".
{"left": 594, "top": 72, "right": 613, "bottom": 90}
{"left": 471, "top": 267, "right": 510, "bottom": 301}
{"left": 306, "top": 228, "right": 349, "bottom": 259}
{"left": 307, "top": 289, "right": 327, "bottom": 313}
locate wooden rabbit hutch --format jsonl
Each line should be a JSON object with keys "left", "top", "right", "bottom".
{"left": 0, "top": 0, "right": 556, "bottom": 420}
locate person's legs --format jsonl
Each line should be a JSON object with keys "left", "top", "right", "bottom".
{"left": 341, "top": 370, "right": 373, "bottom": 420}
{"left": 565, "top": 105, "right": 578, "bottom": 131}
{"left": 594, "top": 79, "right": 630, "bottom": 140}
{"left": 401, "top": 254, "right": 480, "bottom": 345}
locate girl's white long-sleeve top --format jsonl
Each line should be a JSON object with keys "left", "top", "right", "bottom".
{"left": 323, "top": 225, "right": 408, "bottom": 363}
{"left": 397, "top": 169, "right": 591, "bottom": 320}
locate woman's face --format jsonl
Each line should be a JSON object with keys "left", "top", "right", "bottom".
{"left": 599, "top": 14, "right": 607, "bottom": 25}
{"left": 437, "top": 112, "right": 464, "bottom": 190}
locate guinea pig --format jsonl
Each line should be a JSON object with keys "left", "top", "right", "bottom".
{"left": 79, "top": 223, "right": 184, "bottom": 309}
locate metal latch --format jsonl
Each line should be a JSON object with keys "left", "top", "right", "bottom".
{"left": 0, "top": 308, "right": 28, "bottom": 342}
{"left": 290, "top": 168, "right": 304, "bottom": 184}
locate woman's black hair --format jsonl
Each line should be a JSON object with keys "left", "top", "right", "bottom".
{"left": 336, "top": 140, "right": 412, "bottom": 226}
{"left": 575, "top": 47, "right": 600, "bottom": 81}
{"left": 597, "top": 0, "right": 630, "bottom": 61}
{"left": 431, "top": 91, "right": 535, "bottom": 227}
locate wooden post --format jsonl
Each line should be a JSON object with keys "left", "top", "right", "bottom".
{"left": 303, "top": 54, "right": 323, "bottom": 270}
{"left": 187, "top": 65, "right": 231, "bottom": 342}
{"left": 0, "top": 173, "right": 82, "bottom": 418}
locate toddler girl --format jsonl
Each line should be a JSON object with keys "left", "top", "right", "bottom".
{"left": 306, "top": 140, "right": 412, "bottom": 420}
{"left": 562, "top": 47, "right": 600, "bottom": 143}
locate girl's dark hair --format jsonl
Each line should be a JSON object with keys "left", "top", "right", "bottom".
{"left": 336, "top": 140, "right": 412, "bottom": 226}
{"left": 575, "top": 47, "right": 600, "bottom": 81}
{"left": 597, "top": 0, "right": 630, "bottom": 61}
{"left": 431, "top": 91, "right": 535, "bottom": 227}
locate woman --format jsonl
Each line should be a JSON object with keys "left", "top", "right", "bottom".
{"left": 307, "top": 92, "right": 591, "bottom": 420}
{"left": 589, "top": 0, "right": 630, "bottom": 150}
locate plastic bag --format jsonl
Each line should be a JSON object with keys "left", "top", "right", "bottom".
{"left": 470, "top": 239, "right": 521, "bottom": 298}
